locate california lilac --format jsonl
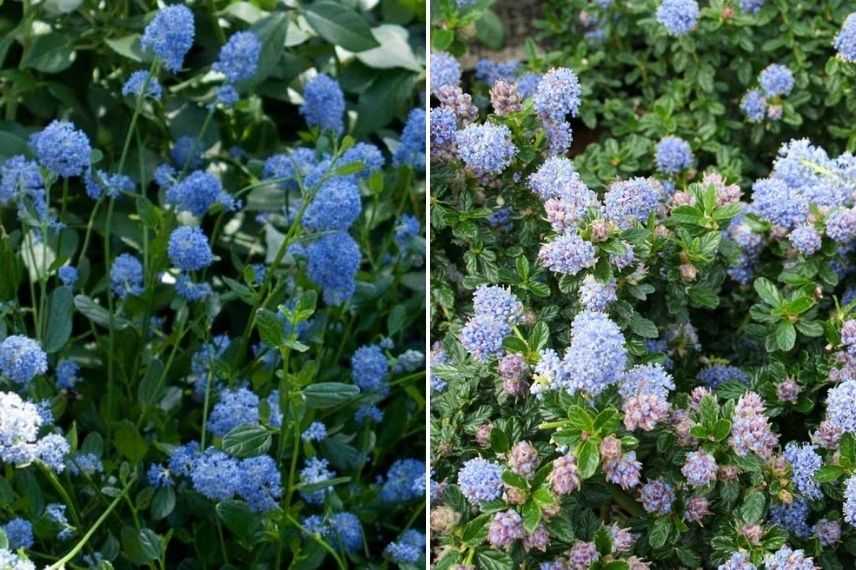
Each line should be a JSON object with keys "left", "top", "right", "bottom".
{"left": 739, "top": 0, "right": 765, "bottom": 13}
{"left": 305, "top": 231, "right": 360, "bottom": 305}
{"left": 207, "top": 387, "right": 260, "bottom": 436}
{"left": 697, "top": 365, "right": 749, "bottom": 388}
{"left": 2, "top": 519, "right": 33, "bottom": 550}
{"left": 457, "top": 457, "right": 503, "bottom": 505}
{"left": 533, "top": 68, "right": 581, "bottom": 121}
{"left": 237, "top": 455, "right": 282, "bottom": 512}
{"left": 0, "top": 335, "right": 47, "bottom": 385}
{"left": 655, "top": 136, "right": 694, "bottom": 174}
{"left": 562, "top": 311, "right": 627, "bottom": 396}
{"left": 538, "top": 232, "right": 597, "bottom": 276}
{"left": 789, "top": 224, "right": 822, "bottom": 255}
{"left": 656, "top": 0, "right": 699, "bottom": 36}
{"left": 190, "top": 448, "right": 240, "bottom": 501}
{"left": 122, "top": 70, "right": 163, "bottom": 100}
{"left": 681, "top": 451, "right": 717, "bottom": 487}
{"left": 454, "top": 122, "right": 517, "bottom": 175}
{"left": 30, "top": 120, "right": 91, "bottom": 177}
{"left": 741, "top": 89, "right": 768, "bottom": 122}
{"left": 301, "top": 74, "right": 345, "bottom": 134}
{"left": 730, "top": 391, "right": 779, "bottom": 458}
{"left": 430, "top": 52, "right": 461, "bottom": 94}
{"left": 759, "top": 64, "right": 795, "bottom": 97}
{"left": 394, "top": 108, "right": 426, "bottom": 169}
{"left": 718, "top": 551, "right": 757, "bottom": 570}
{"left": 141, "top": 5, "right": 195, "bottom": 72}
{"left": 380, "top": 458, "right": 425, "bottom": 502}
{"left": 385, "top": 530, "right": 426, "bottom": 564}
{"left": 301, "top": 421, "right": 327, "bottom": 442}
{"left": 213, "top": 32, "right": 261, "bottom": 84}
{"left": 55, "top": 359, "right": 80, "bottom": 390}
{"left": 826, "top": 379, "right": 856, "bottom": 433}
{"left": 488, "top": 510, "right": 525, "bottom": 549}
{"left": 460, "top": 315, "right": 510, "bottom": 361}
{"left": 604, "top": 178, "right": 663, "bottom": 229}
{"left": 549, "top": 455, "right": 581, "bottom": 495}
{"left": 640, "top": 479, "right": 675, "bottom": 514}
{"left": 351, "top": 344, "right": 389, "bottom": 393}
{"left": 330, "top": 512, "right": 363, "bottom": 553}
{"left": 784, "top": 442, "right": 822, "bottom": 499}
{"left": 168, "top": 226, "right": 214, "bottom": 271}
{"left": 763, "top": 545, "right": 816, "bottom": 570}
{"left": 836, "top": 13, "right": 856, "bottom": 62}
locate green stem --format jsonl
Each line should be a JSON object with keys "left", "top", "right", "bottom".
{"left": 46, "top": 477, "right": 136, "bottom": 570}
{"left": 200, "top": 370, "right": 214, "bottom": 449}
{"left": 284, "top": 514, "right": 347, "bottom": 570}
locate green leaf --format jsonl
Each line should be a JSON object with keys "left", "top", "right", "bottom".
{"left": 475, "top": 10, "right": 505, "bottom": 50}
{"left": 303, "top": 1, "right": 380, "bottom": 52}
{"left": 522, "top": 500, "right": 541, "bottom": 533}
{"left": 303, "top": 382, "right": 360, "bottom": 408}
{"left": 221, "top": 424, "right": 272, "bottom": 458}
{"left": 114, "top": 420, "right": 147, "bottom": 464}
{"left": 387, "top": 304, "right": 408, "bottom": 335}
{"left": 256, "top": 308, "right": 285, "bottom": 348}
{"left": 74, "top": 295, "right": 130, "bottom": 329}
{"left": 648, "top": 517, "right": 670, "bottom": 548}
{"left": 775, "top": 321, "right": 796, "bottom": 352}
{"left": 105, "top": 34, "right": 147, "bottom": 62}
{"left": 476, "top": 550, "right": 515, "bottom": 570}
{"left": 217, "top": 500, "right": 260, "bottom": 541}
{"left": 740, "top": 491, "right": 766, "bottom": 524}
{"left": 21, "top": 32, "right": 76, "bottom": 73}
{"left": 815, "top": 465, "right": 845, "bottom": 483}
{"left": 576, "top": 439, "right": 599, "bottom": 480}
{"left": 248, "top": 13, "right": 289, "bottom": 85}
{"left": 44, "top": 286, "right": 73, "bottom": 353}
{"left": 629, "top": 314, "right": 658, "bottom": 338}
{"left": 501, "top": 470, "right": 528, "bottom": 490}
{"left": 754, "top": 277, "right": 781, "bottom": 307}
{"left": 150, "top": 486, "right": 175, "bottom": 520}
{"left": 490, "top": 426, "right": 510, "bottom": 453}
{"left": 431, "top": 28, "right": 454, "bottom": 50}
{"left": 355, "top": 25, "right": 422, "bottom": 71}
{"left": 137, "top": 359, "right": 164, "bottom": 406}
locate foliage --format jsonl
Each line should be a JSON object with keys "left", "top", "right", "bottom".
{"left": 429, "top": 1, "right": 856, "bottom": 568}
{"left": 0, "top": 0, "right": 426, "bottom": 568}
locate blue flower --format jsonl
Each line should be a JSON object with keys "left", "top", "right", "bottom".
{"left": 474, "top": 59, "right": 519, "bottom": 86}
{"left": 175, "top": 274, "right": 212, "bottom": 302}
{"left": 264, "top": 148, "right": 318, "bottom": 191}
{"left": 170, "top": 136, "right": 204, "bottom": 170}
{"left": 380, "top": 458, "right": 425, "bottom": 502}
{"left": 789, "top": 224, "right": 822, "bottom": 255}
{"left": 330, "top": 512, "right": 363, "bottom": 553}
{"left": 697, "top": 364, "right": 749, "bottom": 388}
{"left": 394, "top": 108, "right": 426, "bottom": 170}
{"left": 190, "top": 447, "right": 240, "bottom": 501}
{"left": 430, "top": 107, "right": 458, "bottom": 149}
{"left": 784, "top": 442, "right": 822, "bottom": 500}
{"left": 516, "top": 73, "right": 541, "bottom": 99}
{"left": 578, "top": 275, "right": 617, "bottom": 312}
{"left": 30, "top": 120, "right": 91, "bottom": 177}
{"left": 2, "top": 519, "right": 33, "bottom": 550}
{"left": 656, "top": 0, "right": 699, "bottom": 36}
{"left": 604, "top": 177, "right": 663, "bottom": 229}
{"left": 303, "top": 176, "right": 361, "bottom": 231}
{"left": 207, "top": 387, "right": 260, "bottom": 436}
{"left": 741, "top": 89, "right": 767, "bottom": 123}
{"left": 147, "top": 463, "right": 173, "bottom": 488}
{"left": 739, "top": 0, "right": 764, "bottom": 13}
{"left": 763, "top": 546, "right": 816, "bottom": 570}
{"left": 538, "top": 231, "right": 597, "bottom": 276}
{"left": 355, "top": 404, "right": 383, "bottom": 424}
{"left": 562, "top": 311, "right": 627, "bottom": 396}
{"left": 0, "top": 335, "right": 47, "bottom": 385}
{"left": 718, "top": 551, "right": 757, "bottom": 570}
{"left": 385, "top": 530, "right": 426, "bottom": 564}
{"left": 655, "top": 136, "right": 694, "bottom": 174}
{"left": 827, "top": 380, "right": 856, "bottom": 433}
{"left": 58, "top": 266, "right": 79, "bottom": 288}
{"left": 299, "top": 457, "right": 336, "bottom": 505}
{"left": 460, "top": 315, "right": 510, "bottom": 361}
{"left": 110, "top": 253, "right": 144, "bottom": 298}
{"left": 341, "top": 143, "right": 385, "bottom": 180}
{"left": 301, "top": 74, "right": 345, "bottom": 134}
{"left": 66, "top": 452, "right": 103, "bottom": 476}
{"left": 457, "top": 457, "right": 503, "bottom": 505}
{"left": 351, "top": 344, "right": 389, "bottom": 393}
{"left": 168, "top": 442, "right": 200, "bottom": 477}
{"left": 121, "top": 71, "right": 163, "bottom": 100}
{"left": 533, "top": 67, "right": 581, "bottom": 121}
{"left": 84, "top": 170, "right": 134, "bottom": 200}
{"left": 0, "top": 155, "right": 42, "bottom": 205}
{"left": 454, "top": 123, "right": 517, "bottom": 175}
{"left": 216, "top": 84, "right": 239, "bottom": 107}
{"left": 542, "top": 117, "right": 573, "bottom": 156}
{"left": 56, "top": 359, "right": 80, "bottom": 390}
{"left": 305, "top": 231, "right": 361, "bottom": 305}
{"left": 141, "top": 5, "right": 195, "bottom": 73}
{"left": 430, "top": 52, "right": 461, "bottom": 94}
{"left": 759, "top": 64, "right": 794, "bottom": 97}
{"left": 394, "top": 214, "right": 421, "bottom": 249}
{"left": 168, "top": 226, "right": 214, "bottom": 271}
{"left": 237, "top": 455, "right": 282, "bottom": 512}
{"left": 36, "top": 434, "right": 70, "bottom": 473}
{"left": 166, "top": 170, "right": 234, "bottom": 216}
{"left": 302, "top": 421, "right": 327, "bottom": 442}
{"left": 213, "top": 31, "right": 261, "bottom": 83}
{"left": 472, "top": 285, "right": 523, "bottom": 325}
{"left": 835, "top": 13, "right": 856, "bottom": 63}
{"left": 769, "top": 498, "right": 812, "bottom": 538}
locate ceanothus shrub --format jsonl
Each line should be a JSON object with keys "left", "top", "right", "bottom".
{"left": 0, "top": 0, "right": 426, "bottom": 568}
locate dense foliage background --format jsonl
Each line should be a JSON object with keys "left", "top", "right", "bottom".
{"left": 0, "top": 0, "right": 426, "bottom": 568}
{"left": 430, "top": 1, "right": 856, "bottom": 569}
